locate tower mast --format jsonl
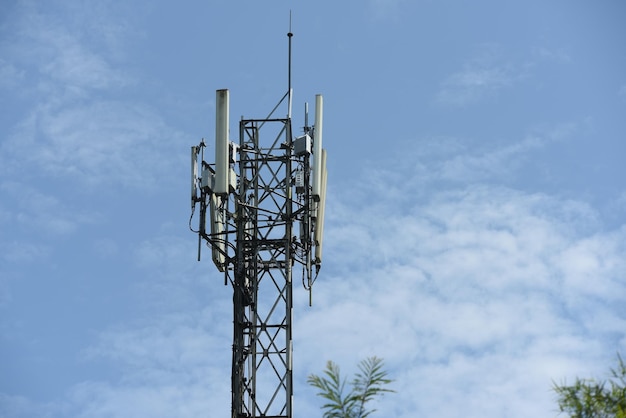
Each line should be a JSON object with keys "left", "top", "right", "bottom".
{"left": 190, "top": 28, "right": 327, "bottom": 418}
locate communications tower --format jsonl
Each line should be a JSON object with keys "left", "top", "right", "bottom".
{"left": 189, "top": 30, "right": 327, "bottom": 418}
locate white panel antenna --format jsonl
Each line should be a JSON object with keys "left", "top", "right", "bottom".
{"left": 314, "top": 148, "right": 327, "bottom": 265}
{"left": 228, "top": 142, "right": 238, "bottom": 192}
{"left": 312, "top": 94, "right": 323, "bottom": 201}
{"left": 214, "top": 89, "right": 230, "bottom": 195}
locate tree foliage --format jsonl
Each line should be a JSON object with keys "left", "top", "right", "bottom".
{"left": 554, "top": 354, "right": 626, "bottom": 418}
{"left": 307, "top": 356, "right": 395, "bottom": 418}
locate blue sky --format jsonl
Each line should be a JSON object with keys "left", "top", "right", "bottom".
{"left": 1, "top": 0, "right": 625, "bottom": 417}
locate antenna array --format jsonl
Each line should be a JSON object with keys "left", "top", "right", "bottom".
{"left": 189, "top": 30, "right": 327, "bottom": 418}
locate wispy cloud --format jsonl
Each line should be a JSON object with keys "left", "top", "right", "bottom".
{"left": 1, "top": 3, "right": 623, "bottom": 417}
{"left": 531, "top": 46, "right": 571, "bottom": 63}
{"left": 368, "top": 0, "right": 406, "bottom": 20}
{"left": 0, "top": 1, "right": 179, "bottom": 191}
{"left": 293, "top": 133, "right": 625, "bottom": 417}
{"left": 3, "top": 101, "right": 184, "bottom": 189}
{"left": 299, "top": 198, "right": 623, "bottom": 416}
{"left": 72, "top": 302, "right": 234, "bottom": 417}
{"left": 436, "top": 45, "right": 529, "bottom": 106}
{"left": 437, "top": 67, "right": 514, "bottom": 105}
{"left": 0, "top": 180, "right": 96, "bottom": 236}
{"left": 0, "top": 393, "right": 56, "bottom": 418}
{"left": 352, "top": 123, "right": 579, "bottom": 207}
{"left": 437, "top": 123, "right": 578, "bottom": 185}
{"left": 0, "top": 241, "right": 49, "bottom": 265}
{"left": 18, "top": 235, "right": 236, "bottom": 417}
{"left": 3, "top": 1, "right": 131, "bottom": 98}
{"left": 0, "top": 59, "right": 25, "bottom": 91}
{"left": 4, "top": 124, "right": 622, "bottom": 418}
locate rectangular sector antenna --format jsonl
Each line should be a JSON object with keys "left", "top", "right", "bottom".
{"left": 314, "top": 148, "right": 327, "bottom": 265}
{"left": 312, "top": 94, "right": 323, "bottom": 201}
{"left": 214, "top": 89, "right": 230, "bottom": 195}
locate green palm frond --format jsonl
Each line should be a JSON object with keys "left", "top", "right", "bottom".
{"left": 554, "top": 353, "right": 626, "bottom": 418}
{"left": 352, "top": 357, "right": 395, "bottom": 418}
{"left": 308, "top": 357, "right": 395, "bottom": 418}
{"left": 307, "top": 361, "right": 352, "bottom": 418}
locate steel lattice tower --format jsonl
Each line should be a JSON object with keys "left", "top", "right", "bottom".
{"left": 190, "top": 31, "right": 326, "bottom": 418}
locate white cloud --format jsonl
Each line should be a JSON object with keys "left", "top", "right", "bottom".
{"left": 0, "top": 59, "right": 25, "bottom": 91}
{"left": 2, "top": 1, "right": 131, "bottom": 98}
{"left": 1, "top": 3, "right": 622, "bottom": 413}
{"left": 532, "top": 46, "right": 571, "bottom": 63}
{"left": 438, "top": 134, "right": 544, "bottom": 182}
{"left": 0, "top": 180, "right": 96, "bottom": 236}
{"left": 438, "top": 67, "right": 512, "bottom": 103}
{"left": 71, "top": 307, "right": 233, "bottom": 418}
{"left": 0, "top": 393, "right": 56, "bottom": 418}
{"left": 436, "top": 45, "right": 530, "bottom": 106}
{"left": 67, "top": 380, "right": 220, "bottom": 418}
{"left": 2, "top": 100, "right": 184, "bottom": 189}
{"left": 293, "top": 136, "right": 625, "bottom": 417}
{"left": 368, "top": 0, "right": 406, "bottom": 20}
{"left": 298, "top": 204, "right": 624, "bottom": 415}
{"left": 0, "top": 1, "right": 175, "bottom": 190}
{"left": 40, "top": 32, "right": 127, "bottom": 92}
{"left": 0, "top": 241, "right": 49, "bottom": 264}
{"left": 437, "top": 66, "right": 515, "bottom": 106}
{"left": 2, "top": 125, "right": 622, "bottom": 418}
